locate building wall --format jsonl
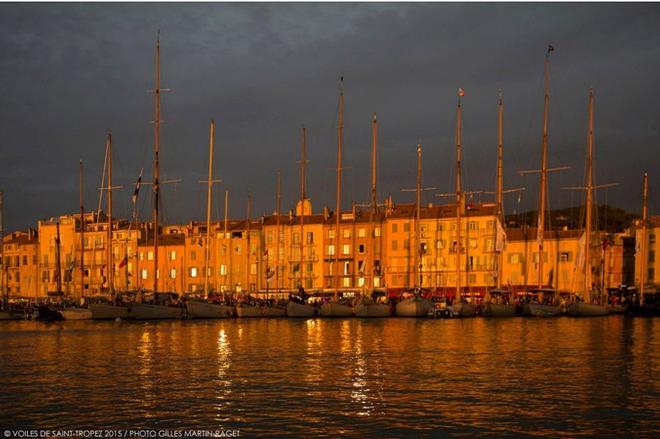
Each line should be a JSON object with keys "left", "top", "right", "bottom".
{"left": 1, "top": 231, "right": 39, "bottom": 298}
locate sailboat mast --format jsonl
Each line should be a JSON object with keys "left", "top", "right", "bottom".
{"left": 204, "top": 120, "right": 215, "bottom": 297}
{"left": 455, "top": 89, "right": 463, "bottom": 301}
{"left": 79, "top": 161, "right": 85, "bottom": 297}
{"left": 496, "top": 94, "right": 504, "bottom": 289}
{"left": 55, "top": 221, "right": 62, "bottom": 293}
{"left": 152, "top": 32, "right": 162, "bottom": 292}
{"left": 246, "top": 193, "right": 251, "bottom": 292}
{"left": 224, "top": 190, "right": 230, "bottom": 291}
{"left": 640, "top": 172, "right": 648, "bottom": 305}
{"left": 300, "top": 126, "right": 307, "bottom": 290}
{"left": 537, "top": 52, "right": 551, "bottom": 288}
{"left": 276, "top": 172, "right": 281, "bottom": 293}
{"left": 416, "top": 144, "right": 422, "bottom": 288}
{"left": 334, "top": 79, "right": 344, "bottom": 298}
{"left": 583, "top": 89, "right": 594, "bottom": 302}
{"left": 370, "top": 114, "right": 378, "bottom": 289}
{"left": 106, "top": 132, "right": 114, "bottom": 295}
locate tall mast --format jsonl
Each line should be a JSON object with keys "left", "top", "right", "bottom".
{"left": 371, "top": 114, "right": 378, "bottom": 212}
{"left": 276, "top": 171, "right": 281, "bottom": 293}
{"left": 55, "top": 221, "right": 62, "bottom": 294}
{"left": 152, "top": 32, "right": 162, "bottom": 292}
{"left": 334, "top": 78, "right": 344, "bottom": 298}
{"left": 640, "top": 172, "right": 648, "bottom": 305}
{"left": 79, "top": 161, "right": 85, "bottom": 297}
{"left": 224, "top": 190, "right": 230, "bottom": 291}
{"left": 106, "top": 132, "right": 114, "bottom": 295}
{"left": 300, "top": 126, "right": 307, "bottom": 290}
{"left": 537, "top": 50, "right": 551, "bottom": 288}
{"left": 370, "top": 114, "right": 378, "bottom": 289}
{"left": 246, "top": 192, "right": 251, "bottom": 292}
{"left": 583, "top": 89, "right": 594, "bottom": 302}
{"left": 204, "top": 120, "right": 216, "bottom": 297}
{"left": 455, "top": 88, "right": 464, "bottom": 301}
{"left": 415, "top": 144, "right": 423, "bottom": 288}
{"left": 496, "top": 94, "right": 504, "bottom": 288}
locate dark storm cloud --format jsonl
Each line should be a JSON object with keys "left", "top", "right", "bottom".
{"left": 1, "top": 3, "right": 659, "bottom": 231}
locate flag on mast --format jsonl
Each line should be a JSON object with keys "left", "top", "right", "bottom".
{"left": 132, "top": 168, "right": 143, "bottom": 205}
{"left": 495, "top": 219, "right": 507, "bottom": 252}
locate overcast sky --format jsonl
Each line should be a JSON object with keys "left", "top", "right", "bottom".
{"left": 1, "top": 2, "right": 659, "bottom": 232}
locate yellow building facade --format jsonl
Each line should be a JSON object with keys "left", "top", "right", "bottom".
{"left": 1, "top": 230, "right": 39, "bottom": 298}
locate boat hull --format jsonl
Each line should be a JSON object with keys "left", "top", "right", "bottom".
{"left": 186, "top": 301, "right": 234, "bottom": 319}
{"left": 131, "top": 303, "right": 183, "bottom": 320}
{"left": 566, "top": 302, "right": 609, "bottom": 317}
{"left": 354, "top": 303, "right": 390, "bottom": 317}
{"left": 482, "top": 303, "right": 516, "bottom": 317}
{"left": 608, "top": 305, "right": 628, "bottom": 315}
{"left": 262, "top": 306, "right": 286, "bottom": 317}
{"left": 0, "top": 310, "right": 24, "bottom": 320}
{"left": 36, "top": 305, "right": 64, "bottom": 322}
{"left": 286, "top": 301, "right": 316, "bottom": 317}
{"left": 452, "top": 302, "right": 477, "bottom": 317}
{"left": 395, "top": 297, "right": 433, "bottom": 317}
{"left": 319, "top": 302, "right": 353, "bottom": 317}
{"left": 61, "top": 307, "right": 93, "bottom": 320}
{"left": 524, "top": 303, "right": 562, "bottom": 317}
{"left": 89, "top": 303, "right": 130, "bottom": 320}
{"left": 236, "top": 305, "right": 262, "bottom": 317}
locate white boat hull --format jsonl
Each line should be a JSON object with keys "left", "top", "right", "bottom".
{"left": 395, "top": 297, "right": 433, "bottom": 317}
{"left": 262, "top": 306, "right": 286, "bottom": 317}
{"left": 0, "top": 310, "right": 24, "bottom": 320}
{"left": 354, "top": 303, "right": 390, "bottom": 317}
{"left": 319, "top": 302, "right": 354, "bottom": 317}
{"left": 61, "top": 307, "right": 93, "bottom": 320}
{"left": 236, "top": 304, "right": 262, "bottom": 317}
{"left": 566, "top": 302, "right": 609, "bottom": 317}
{"left": 131, "top": 303, "right": 183, "bottom": 320}
{"left": 89, "top": 303, "right": 130, "bottom": 320}
{"left": 524, "top": 303, "right": 562, "bottom": 317}
{"left": 482, "top": 303, "right": 516, "bottom": 317}
{"left": 186, "top": 301, "right": 234, "bottom": 319}
{"left": 286, "top": 301, "right": 316, "bottom": 317}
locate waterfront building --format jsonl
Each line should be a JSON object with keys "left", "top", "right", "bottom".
{"left": 634, "top": 215, "right": 659, "bottom": 291}
{"left": 1, "top": 230, "right": 39, "bottom": 299}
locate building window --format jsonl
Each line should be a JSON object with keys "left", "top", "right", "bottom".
{"left": 190, "top": 267, "right": 198, "bottom": 278}
{"left": 485, "top": 238, "right": 494, "bottom": 252}
{"left": 343, "top": 261, "right": 350, "bottom": 275}
{"left": 342, "top": 244, "right": 350, "bottom": 255}
{"left": 293, "top": 232, "right": 300, "bottom": 245}
{"left": 170, "top": 268, "right": 176, "bottom": 279}
{"left": 147, "top": 251, "right": 154, "bottom": 261}
{"left": 469, "top": 238, "right": 478, "bottom": 248}
{"left": 392, "top": 223, "right": 398, "bottom": 233}
{"left": 307, "top": 232, "right": 314, "bottom": 244}
{"left": 403, "top": 223, "right": 410, "bottom": 232}
{"left": 220, "top": 265, "right": 227, "bottom": 275}
{"left": 250, "top": 263, "right": 257, "bottom": 275}
{"left": 190, "top": 250, "right": 196, "bottom": 261}
{"left": 358, "top": 244, "right": 365, "bottom": 254}
{"left": 141, "top": 269, "right": 148, "bottom": 280}
{"left": 510, "top": 253, "right": 521, "bottom": 264}
{"left": 374, "top": 227, "right": 381, "bottom": 237}
{"left": 420, "top": 242, "right": 428, "bottom": 254}
{"left": 649, "top": 268, "right": 655, "bottom": 281}
{"left": 358, "top": 228, "right": 366, "bottom": 238}
{"left": 306, "top": 262, "right": 313, "bottom": 273}
{"left": 649, "top": 250, "right": 656, "bottom": 263}
{"left": 170, "top": 251, "right": 176, "bottom": 261}
{"left": 560, "top": 252, "right": 572, "bottom": 262}
{"left": 650, "top": 234, "right": 656, "bottom": 244}
{"left": 328, "top": 229, "right": 335, "bottom": 239}
{"left": 342, "top": 229, "right": 351, "bottom": 239}
{"left": 328, "top": 245, "right": 335, "bottom": 256}
{"left": 342, "top": 277, "right": 351, "bottom": 287}
{"left": 266, "top": 231, "right": 273, "bottom": 244}
{"left": 139, "top": 252, "right": 144, "bottom": 261}
{"left": 404, "top": 239, "right": 409, "bottom": 249}
{"left": 392, "top": 240, "right": 398, "bottom": 251}
{"left": 487, "top": 220, "right": 495, "bottom": 230}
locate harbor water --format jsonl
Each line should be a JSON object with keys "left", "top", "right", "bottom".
{"left": 1, "top": 317, "right": 658, "bottom": 437}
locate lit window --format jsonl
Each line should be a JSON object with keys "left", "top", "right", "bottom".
{"left": 141, "top": 269, "right": 148, "bottom": 280}
{"left": 342, "top": 229, "right": 351, "bottom": 239}
{"left": 328, "top": 229, "right": 335, "bottom": 239}
{"left": 328, "top": 245, "right": 335, "bottom": 256}
{"left": 342, "top": 244, "right": 350, "bottom": 255}
{"left": 170, "top": 251, "right": 176, "bottom": 261}
{"left": 147, "top": 251, "right": 154, "bottom": 261}
{"left": 170, "top": 268, "right": 176, "bottom": 279}
{"left": 358, "top": 228, "right": 366, "bottom": 238}
{"left": 190, "top": 267, "right": 198, "bottom": 278}
{"left": 220, "top": 265, "right": 227, "bottom": 275}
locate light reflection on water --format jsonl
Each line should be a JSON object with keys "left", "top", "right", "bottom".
{"left": 0, "top": 317, "right": 658, "bottom": 437}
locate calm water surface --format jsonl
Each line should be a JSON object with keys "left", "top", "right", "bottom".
{"left": 0, "top": 317, "right": 658, "bottom": 437}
